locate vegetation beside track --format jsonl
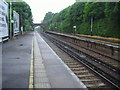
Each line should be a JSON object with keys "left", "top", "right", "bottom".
{"left": 42, "top": 2, "right": 120, "bottom": 38}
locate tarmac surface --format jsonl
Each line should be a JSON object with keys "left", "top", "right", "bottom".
{"left": 2, "top": 32, "right": 33, "bottom": 88}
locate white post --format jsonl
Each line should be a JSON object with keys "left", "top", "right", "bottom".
{"left": 91, "top": 16, "right": 93, "bottom": 36}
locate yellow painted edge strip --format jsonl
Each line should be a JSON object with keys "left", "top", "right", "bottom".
{"left": 92, "top": 39, "right": 120, "bottom": 46}
{"left": 29, "top": 37, "right": 34, "bottom": 89}
{"left": 79, "top": 36, "right": 120, "bottom": 46}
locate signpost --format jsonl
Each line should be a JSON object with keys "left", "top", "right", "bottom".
{"left": 73, "top": 26, "right": 76, "bottom": 35}
{"left": 13, "top": 10, "right": 20, "bottom": 36}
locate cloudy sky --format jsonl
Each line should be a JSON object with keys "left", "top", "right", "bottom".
{"left": 23, "top": 0, "right": 75, "bottom": 23}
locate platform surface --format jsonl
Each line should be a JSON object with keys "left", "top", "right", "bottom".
{"left": 2, "top": 31, "right": 87, "bottom": 89}
{"left": 34, "top": 31, "right": 87, "bottom": 89}
{"left": 2, "top": 32, "right": 33, "bottom": 88}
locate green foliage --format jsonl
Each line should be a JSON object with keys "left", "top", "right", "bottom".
{"left": 42, "top": 2, "right": 120, "bottom": 38}
{"left": 8, "top": 1, "right": 33, "bottom": 31}
{"left": 84, "top": 2, "right": 105, "bottom": 21}
{"left": 105, "top": 2, "right": 120, "bottom": 23}
{"left": 43, "top": 12, "right": 53, "bottom": 24}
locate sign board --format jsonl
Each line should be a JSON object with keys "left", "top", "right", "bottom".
{"left": 73, "top": 26, "right": 76, "bottom": 29}
{"left": 13, "top": 10, "right": 19, "bottom": 36}
{"left": 0, "top": 0, "right": 9, "bottom": 42}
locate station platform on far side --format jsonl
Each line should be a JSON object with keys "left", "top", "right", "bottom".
{"left": 32, "top": 31, "right": 87, "bottom": 89}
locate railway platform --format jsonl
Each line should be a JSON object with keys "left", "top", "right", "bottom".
{"left": 2, "top": 31, "right": 87, "bottom": 89}
{"left": 2, "top": 32, "right": 33, "bottom": 88}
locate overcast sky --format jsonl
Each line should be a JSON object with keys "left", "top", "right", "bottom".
{"left": 23, "top": 0, "right": 75, "bottom": 23}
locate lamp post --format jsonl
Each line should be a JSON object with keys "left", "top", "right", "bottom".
{"left": 73, "top": 26, "right": 76, "bottom": 35}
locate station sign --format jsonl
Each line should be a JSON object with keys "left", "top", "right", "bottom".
{"left": 13, "top": 10, "right": 19, "bottom": 36}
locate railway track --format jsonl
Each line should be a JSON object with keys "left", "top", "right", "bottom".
{"left": 46, "top": 32, "right": 120, "bottom": 70}
{"left": 41, "top": 31, "right": 120, "bottom": 89}
{"left": 64, "top": 60, "right": 107, "bottom": 88}
{"left": 47, "top": 31, "right": 120, "bottom": 62}
{"left": 65, "top": 38, "right": 120, "bottom": 68}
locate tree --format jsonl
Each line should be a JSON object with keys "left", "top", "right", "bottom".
{"left": 43, "top": 12, "right": 53, "bottom": 23}
{"left": 8, "top": 1, "right": 33, "bottom": 31}
{"left": 42, "top": 2, "right": 120, "bottom": 38}
{"left": 104, "top": 2, "right": 120, "bottom": 23}
{"left": 83, "top": 2, "right": 105, "bottom": 21}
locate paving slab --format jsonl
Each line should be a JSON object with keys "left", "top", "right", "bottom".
{"left": 33, "top": 33, "right": 51, "bottom": 88}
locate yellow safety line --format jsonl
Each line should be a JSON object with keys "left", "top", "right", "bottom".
{"left": 92, "top": 39, "right": 120, "bottom": 46}
{"left": 29, "top": 37, "right": 34, "bottom": 89}
{"left": 79, "top": 36, "right": 120, "bottom": 46}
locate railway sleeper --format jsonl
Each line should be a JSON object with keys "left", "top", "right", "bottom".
{"left": 81, "top": 79, "right": 101, "bottom": 82}
{"left": 74, "top": 71, "right": 90, "bottom": 75}
{"left": 83, "top": 80, "right": 105, "bottom": 85}
{"left": 71, "top": 67, "right": 86, "bottom": 71}
{"left": 74, "top": 70, "right": 89, "bottom": 73}
{"left": 66, "top": 63, "right": 77, "bottom": 65}
{"left": 77, "top": 74, "right": 94, "bottom": 77}
{"left": 85, "top": 82, "right": 106, "bottom": 88}
{"left": 67, "top": 65, "right": 82, "bottom": 68}
{"left": 80, "top": 77, "right": 98, "bottom": 80}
